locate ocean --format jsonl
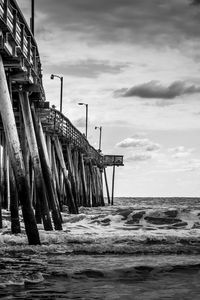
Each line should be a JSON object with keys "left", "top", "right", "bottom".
{"left": 0, "top": 197, "right": 200, "bottom": 299}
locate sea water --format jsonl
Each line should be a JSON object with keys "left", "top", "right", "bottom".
{"left": 0, "top": 197, "right": 200, "bottom": 299}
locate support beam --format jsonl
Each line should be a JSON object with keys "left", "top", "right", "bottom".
{"left": 79, "top": 153, "right": 88, "bottom": 207}
{"left": 111, "top": 165, "right": 116, "bottom": 206}
{"left": 31, "top": 105, "right": 62, "bottom": 230}
{"left": 53, "top": 136, "right": 78, "bottom": 214}
{"left": 19, "top": 91, "right": 53, "bottom": 231}
{"left": 9, "top": 165, "right": 21, "bottom": 234}
{"left": 0, "top": 54, "right": 40, "bottom": 245}
{"left": 104, "top": 168, "right": 110, "bottom": 205}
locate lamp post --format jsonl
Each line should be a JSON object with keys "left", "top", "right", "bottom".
{"left": 95, "top": 126, "right": 102, "bottom": 152}
{"left": 30, "top": 0, "right": 35, "bottom": 35}
{"left": 50, "top": 74, "right": 63, "bottom": 113}
{"left": 78, "top": 102, "right": 88, "bottom": 139}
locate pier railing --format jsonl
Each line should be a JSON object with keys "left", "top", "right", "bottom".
{"left": 38, "top": 107, "right": 104, "bottom": 166}
{"left": 0, "top": 0, "right": 44, "bottom": 95}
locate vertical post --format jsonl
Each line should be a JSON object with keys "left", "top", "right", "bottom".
{"left": 104, "top": 167, "right": 110, "bottom": 205}
{"left": 0, "top": 136, "right": 2, "bottom": 229}
{"left": 111, "top": 165, "right": 116, "bottom": 206}
{"left": 19, "top": 92, "right": 53, "bottom": 231}
{"left": 13, "top": 9, "right": 17, "bottom": 39}
{"left": 66, "top": 144, "right": 79, "bottom": 207}
{"left": 0, "top": 55, "right": 40, "bottom": 245}
{"left": 27, "top": 36, "right": 31, "bottom": 62}
{"left": 88, "top": 161, "right": 98, "bottom": 207}
{"left": 73, "top": 150, "right": 81, "bottom": 206}
{"left": 2, "top": 142, "right": 7, "bottom": 209}
{"left": 20, "top": 24, "right": 25, "bottom": 53}
{"left": 53, "top": 136, "right": 78, "bottom": 214}
{"left": 60, "top": 77, "right": 63, "bottom": 113}
{"left": 99, "top": 126, "right": 102, "bottom": 151}
{"left": 30, "top": 0, "right": 35, "bottom": 35}
{"left": 4, "top": 0, "right": 8, "bottom": 23}
{"left": 51, "top": 143, "right": 63, "bottom": 210}
{"left": 98, "top": 168, "right": 105, "bottom": 206}
{"left": 31, "top": 105, "right": 62, "bottom": 230}
{"left": 9, "top": 165, "right": 21, "bottom": 234}
{"left": 86, "top": 104, "right": 88, "bottom": 139}
{"left": 6, "top": 152, "right": 10, "bottom": 210}
{"left": 79, "top": 153, "right": 88, "bottom": 206}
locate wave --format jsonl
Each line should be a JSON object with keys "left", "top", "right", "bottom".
{"left": 0, "top": 272, "right": 44, "bottom": 287}
{"left": 49, "top": 262, "right": 200, "bottom": 282}
{"left": 1, "top": 202, "right": 200, "bottom": 255}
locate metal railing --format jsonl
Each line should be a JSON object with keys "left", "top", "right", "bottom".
{"left": 39, "top": 108, "right": 103, "bottom": 166}
{"left": 0, "top": 0, "right": 43, "bottom": 86}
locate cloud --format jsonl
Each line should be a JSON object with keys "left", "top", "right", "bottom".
{"left": 191, "top": 0, "right": 200, "bottom": 5}
{"left": 116, "top": 137, "right": 160, "bottom": 151}
{"left": 168, "top": 146, "right": 194, "bottom": 158}
{"left": 114, "top": 81, "right": 200, "bottom": 99}
{"left": 18, "top": 0, "right": 200, "bottom": 48}
{"left": 46, "top": 59, "right": 128, "bottom": 78}
{"left": 125, "top": 152, "right": 152, "bottom": 162}
{"left": 117, "top": 136, "right": 160, "bottom": 163}
{"left": 73, "top": 117, "right": 86, "bottom": 127}
{"left": 117, "top": 138, "right": 149, "bottom": 148}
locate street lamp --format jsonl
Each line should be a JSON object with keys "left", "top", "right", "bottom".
{"left": 95, "top": 126, "right": 102, "bottom": 152}
{"left": 30, "top": 0, "right": 35, "bottom": 35}
{"left": 78, "top": 102, "right": 88, "bottom": 139}
{"left": 50, "top": 74, "right": 63, "bottom": 113}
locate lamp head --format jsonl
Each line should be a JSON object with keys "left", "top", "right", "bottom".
{"left": 50, "top": 74, "right": 54, "bottom": 80}
{"left": 78, "top": 102, "right": 84, "bottom": 105}
{"left": 95, "top": 126, "right": 98, "bottom": 130}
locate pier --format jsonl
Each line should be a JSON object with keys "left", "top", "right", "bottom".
{"left": 0, "top": 0, "right": 123, "bottom": 244}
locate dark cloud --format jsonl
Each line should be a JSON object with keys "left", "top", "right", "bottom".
{"left": 114, "top": 81, "right": 200, "bottom": 99}
{"left": 45, "top": 59, "right": 128, "bottom": 78}
{"left": 18, "top": 0, "right": 200, "bottom": 48}
{"left": 191, "top": 0, "right": 200, "bottom": 5}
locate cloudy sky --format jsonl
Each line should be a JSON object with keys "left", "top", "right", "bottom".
{"left": 18, "top": 0, "right": 200, "bottom": 197}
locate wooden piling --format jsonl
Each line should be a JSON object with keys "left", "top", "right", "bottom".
{"left": 66, "top": 144, "right": 79, "bottom": 209}
{"left": 97, "top": 168, "right": 105, "bottom": 206}
{"left": 79, "top": 153, "right": 88, "bottom": 207}
{"left": 0, "top": 140, "right": 2, "bottom": 228}
{"left": 88, "top": 161, "right": 98, "bottom": 207}
{"left": 51, "top": 142, "right": 63, "bottom": 212}
{"left": 9, "top": 165, "right": 21, "bottom": 234}
{"left": 0, "top": 54, "right": 40, "bottom": 245}
{"left": 53, "top": 136, "right": 78, "bottom": 214}
{"left": 31, "top": 105, "right": 62, "bottom": 230}
{"left": 85, "top": 164, "right": 91, "bottom": 207}
{"left": 19, "top": 92, "right": 53, "bottom": 231}
{"left": 72, "top": 150, "right": 81, "bottom": 206}
{"left": 0, "top": 143, "right": 2, "bottom": 228}
{"left": 2, "top": 143, "right": 8, "bottom": 209}
{"left": 104, "top": 167, "right": 110, "bottom": 205}
{"left": 111, "top": 165, "right": 116, "bottom": 206}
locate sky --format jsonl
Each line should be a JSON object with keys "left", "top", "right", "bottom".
{"left": 17, "top": 0, "right": 200, "bottom": 197}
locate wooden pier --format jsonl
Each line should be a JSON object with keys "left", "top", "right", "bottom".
{"left": 0, "top": 0, "right": 123, "bottom": 244}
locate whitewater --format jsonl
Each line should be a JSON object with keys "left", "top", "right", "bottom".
{"left": 0, "top": 197, "right": 200, "bottom": 299}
